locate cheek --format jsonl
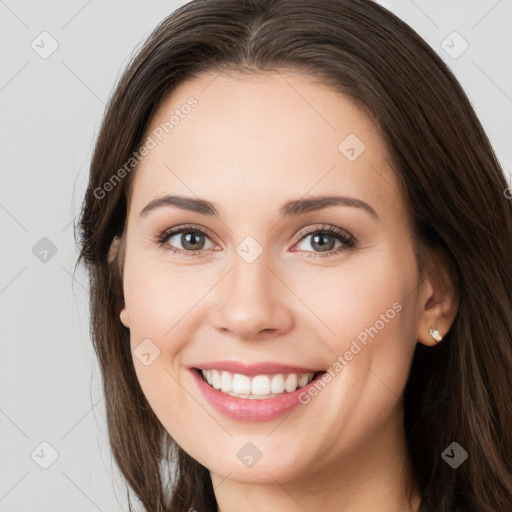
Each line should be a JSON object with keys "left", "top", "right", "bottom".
{"left": 122, "top": 256, "right": 214, "bottom": 415}
{"left": 302, "top": 247, "right": 419, "bottom": 403}
{"left": 329, "top": 250, "right": 419, "bottom": 404}
{"left": 123, "top": 255, "right": 209, "bottom": 345}
{"left": 289, "top": 258, "right": 418, "bottom": 460}
{"left": 288, "top": 254, "right": 412, "bottom": 348}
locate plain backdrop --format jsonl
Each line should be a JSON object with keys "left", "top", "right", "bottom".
{"left": 0, "top": 0, "right": 511, "bottom": 510}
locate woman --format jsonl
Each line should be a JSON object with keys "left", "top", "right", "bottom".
{"left": 76, "top": 0, "right": 512, "bottom": 511}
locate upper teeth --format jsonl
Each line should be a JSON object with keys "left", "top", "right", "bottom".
{"left": 201, "top": 369, "right": 315, "bottom": 398}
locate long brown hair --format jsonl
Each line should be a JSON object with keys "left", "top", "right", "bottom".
{"left": 76, "top": 1, "right": 512, "bottom": 510}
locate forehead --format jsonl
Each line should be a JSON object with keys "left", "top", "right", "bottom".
{"left": 129, "top": 70, "right": 403, "bottom": 222}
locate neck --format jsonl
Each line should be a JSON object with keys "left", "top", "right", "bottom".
{"left": 211, "top": 402, "right": 421, "bottom": 512}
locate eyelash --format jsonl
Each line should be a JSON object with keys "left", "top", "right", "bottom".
{"left": 155, "top": 223, "right": 356, "bottom": 258}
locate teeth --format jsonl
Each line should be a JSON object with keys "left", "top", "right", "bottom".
{"left": 251, "top": 375, "right": 270, "bottom": 395}
{"left": 221, "top": 371, "right": 232, "bottom": 392}
{"left": 232, "top": 373, "right": 251, "bottom": 394}
{"left": 200, "top": 369, "right": 316, "bottom": 398}
{"left": 271, "top": 374, "right": 285, "bottom": 394}
{"left": 285, "top": 374, "right": 297, "bottom": 392}
{"left": 211, "top": 370, "right": 222, "bottom": 390}
{"left": 298, "top": 374, "right": 310, "bottom": 388}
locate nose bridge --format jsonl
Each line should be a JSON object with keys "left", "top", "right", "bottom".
{"left": 230, "top": 247, "right": 273, "bottom": 301}
{"left": 210, "top": 244, "right": 293, "bottom": 339}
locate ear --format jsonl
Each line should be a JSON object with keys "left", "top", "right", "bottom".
{"left": 108, "top": 236, "right": 120, "bottom": 264}
{"left": 108, "top": 236, "right": 130, "bottom": 328}
{"left": 120, "top": 307, "right": 130, "bottom": 328}
{"left": 416, "top": 255, "right": 458, "bottom": 346}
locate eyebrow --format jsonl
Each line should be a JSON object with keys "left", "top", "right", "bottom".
{"left": 139, "top": 194, "right": 379, "bottom": 220}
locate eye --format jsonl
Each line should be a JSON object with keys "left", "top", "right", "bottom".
{"left": 155, "top": 223, "right": 356, "bottom": 257}
{"left": 292, "top": 225, "right": 356, "bottom": 257}
{"left": 156, "top": 224, "right": 217, "bottom": 255}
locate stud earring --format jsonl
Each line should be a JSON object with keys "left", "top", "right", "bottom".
{"left": 429, "top": 327, "right": 443, "bottom": 343}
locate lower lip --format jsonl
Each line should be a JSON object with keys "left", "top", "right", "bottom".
{"left": 190, "top": 369, "right": 325, "bottom": 422}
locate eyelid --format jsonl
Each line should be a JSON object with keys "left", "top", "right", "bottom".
{"left": 157, "top": 223, "right": 216, "bottom": 240}
{"left": 294, "top": 224, "right": 353, "bottom": 243}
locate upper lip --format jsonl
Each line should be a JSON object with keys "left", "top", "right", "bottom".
{"left": 190, "top": 360, "right": 325, "bottom": 376}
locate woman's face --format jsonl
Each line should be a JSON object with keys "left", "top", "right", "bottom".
{"left": 118, "top": 71, "right": 434, "bottom": 484}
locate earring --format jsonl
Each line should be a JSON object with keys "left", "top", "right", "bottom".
{"left": 429, "top": 327, "right": 443, "bottom": 343}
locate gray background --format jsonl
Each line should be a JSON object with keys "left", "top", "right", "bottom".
{"left": 0, "top": 0, "right": 510, "bottom": 510}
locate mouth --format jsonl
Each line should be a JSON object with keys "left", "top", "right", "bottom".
{"left": 189, "top": 363, "right": 328, "bottom": 422}
{"left": 194, "top": 368, "right": 325, "bottom": 400}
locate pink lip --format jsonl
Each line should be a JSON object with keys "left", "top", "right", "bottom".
{"left": 189, "top": 367, "right": 326, "bottom": 423}
{"left": 190, "top": 360, "right": 324, "bottom": 376}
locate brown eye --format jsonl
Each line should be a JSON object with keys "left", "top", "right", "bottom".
{"left": 158, "top": 226, "right": 215, "bottom": 254}
{"left": 305, "top": 233, "right": 337, "bottom": 252}
{"left": 293, "top": 225, "right": 355, "bottom": 256}
{"left": 177, "top": 230, "right": 207, "bottom": 251}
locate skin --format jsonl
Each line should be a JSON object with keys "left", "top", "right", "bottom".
{"left": 115, "top": 70, "right": 458, "bottom": 512}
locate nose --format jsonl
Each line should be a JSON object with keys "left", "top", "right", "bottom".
{"left": 209, "top": 252, "right": 294, "bottom": 341}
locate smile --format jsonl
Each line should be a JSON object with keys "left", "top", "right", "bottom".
{"left": 189, "top": 362, "right": 327, "bottom": 422}
{"left": 199, "top": 369, "right": 318, "bottom": 399}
